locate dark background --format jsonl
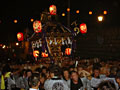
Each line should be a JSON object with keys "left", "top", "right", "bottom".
{"left": 0, "top": 0, "right": 120, "bottom": 59}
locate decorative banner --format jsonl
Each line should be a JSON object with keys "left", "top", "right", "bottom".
{"left": 33, "top": 20, "right": 42, "bottom": 33}
{"left": 31, "top": 39, "right": 42, "bottom": 49}
{"left": 65, "top": 48, "right": 72, "bottom": 55}
{"left": 17, "top": 32, "right": 24, "bottom": 41}
{"left": 74, "top": 27, "right": 80, "bottom": 35}
{"left": 49, "top": 5, "right": 57, "bottom": 15}
{"left": 33, "top": 50, "right": 39, "bottom": 58}
{"left": 80, "top": 23, "right": 87, "bottom": 34}
{"left": 42, "top": 50, "right": 48, "bottom": 57}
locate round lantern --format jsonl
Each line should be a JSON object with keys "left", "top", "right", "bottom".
{"left": 42, "top": 52, "right": 48, "bottom": 57}
{"left": 33, "top": 50, "right": 39, "bottom": 58}
{"left": 65, "top": 48, "right": 72, "bottom": 55}
{"left": 80, "top": 23, "right": 87, "bottom": 34}
{"left": 49, "top": 5, "right": 57, "bottom": 15}
{"left": 33, "top": 20, "right": 42, "bottom": 33}
{"left": 17, "top": 32, "right": 24, "bottom": 41}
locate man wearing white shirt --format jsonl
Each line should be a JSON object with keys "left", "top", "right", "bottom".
{"left": 44, "top": 65, "right": 70, "bottom": 90}
{"left": 29, "top": 73, "right": 40, "bottom": 90}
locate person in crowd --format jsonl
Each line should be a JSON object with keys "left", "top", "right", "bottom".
{"left": 39, "top": 73, "right": 46, "bottom": 90}
{"left": 29, "top": 73, "right": 40, "bottom": 90}
{"left": 0, "top": 64, "right": 14, "bottom": 90}
{"left": 41, "top": 67, "right": 47, "bottom": 75}
{"left": 67, "top": 71, "right": 83, "bottom": 90}
{"left": 26, "top": 69, "right": 32, "bottom": 90}
{"left": 115, "top": 73, "right": 120, "bottom": 89}
{"left": 44, "top": 65, "right": 70, "bottom": 90}
{"left": 16, "top": 69, "right": 27, "bottom": 90}
{"left": 92, "top": 67, "right": 100, "bottom": 79}
{"left": 62, "top": 68, "right": 70, "bottom": 81}
{"left": 91, "top": 67, "right": 101, "bottom": 90}
{"left": 109, "top": 67, "right": 117, "bottom": 78}
{"left": 97, "top": 80, "right": 116, "bottom": 90}
{"left": 77, "top": 66, "right": 90, "bottom": 78}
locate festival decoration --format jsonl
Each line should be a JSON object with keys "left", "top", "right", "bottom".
{"left": 80, "top": 23, "right": 87, "bottom": 34}
{"left": 42, "top": 52, "right": 48, "bottom": 57}
{"left": 33, "top": 20, "right": 42, "bottom": 33}
{"left": 17, "top": 32, "right": 24, "bottom": 41}
{"left": 65, "top": 48, "right": 72, "bottom": 55}
{"left": 33, "top": 50, "right": 39, "bottom": 58}
{"left": 49, "top": 5, "right": 57, "bottom": 15}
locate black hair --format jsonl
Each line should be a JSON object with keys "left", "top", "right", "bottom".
{"left": 70, "top": 71, "right": 78, "bottom": 76}
{"left": 98, "top": 80, "right": 116, "bottom": 90}
{"left": 29, "top": 73, "right": 40, "bottom": 87}
{"left": 50, "top": 65, "right": 61, "bottom": 77}
{"left": 26, "top": 69, "right": 32, "bottom": 74}
{"left": 20, "top": 69, "right": 26, "bottom": 77}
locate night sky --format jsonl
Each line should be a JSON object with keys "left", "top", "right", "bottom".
{"left": 0, "top": 0, "right": 120, "bottom": 43}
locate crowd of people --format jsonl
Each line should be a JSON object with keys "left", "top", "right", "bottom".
{"left": 0, "top": 58, "right": 120, "bottom": 90}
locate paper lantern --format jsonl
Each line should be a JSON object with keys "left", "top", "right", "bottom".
{"left": 42, "top": 52, "right": 48, "bottom": 57}
{"left": 17, "top": 32, "right": 24, "bottom": 41}
{"left": 65, "top": 48, "right": 72, "bottom": 55}
{"left": 80, "top": 23, "right": 87, "bottom": 34}
{"left": 49, "top": 5, "right": 57, "bottom": 15}
{"left": 33, "top": 50, "right": 39, "bottom": 58}
{"left": 33, "top": 20, "right": 42, "bottom": 33}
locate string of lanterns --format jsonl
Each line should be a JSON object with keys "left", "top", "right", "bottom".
{"left": 16, "top": 5, "right": 88, "bottom": 59}
{"left": 0, "top": 10, "right": 108, "bottom": 24}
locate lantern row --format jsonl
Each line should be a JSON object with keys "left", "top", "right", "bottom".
{"left": 33, "top": 47, "right": 72, "bottom": 58}
{"left": 17, "top": 22, "right": 87, "bottom": 41}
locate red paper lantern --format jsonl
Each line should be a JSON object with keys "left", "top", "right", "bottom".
{"left": 65, "top": 48, "right": 72, "bottom": 55}
{"left": 33, "top": 20, "right": 42, "bottom": 33}
{"left": 42, "top": 52, "right": 48, "bottom": 57}
{"left": 17, "top": 32, "right": 24, "bottom": 41}
{"left": 33, "top": 50, "right": 39, "bottom": 58}
{"left": 80, "top": 23, "right": 87, "bottom": 34}
{"left": 49, "top": 5, "right": 57, "bottom": 15}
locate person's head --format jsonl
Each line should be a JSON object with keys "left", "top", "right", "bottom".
{"left": 29, "top": 73, "right": 40, "bottom": 89}
{"left": 115, "top": 73, "right": 120, "bottom": 85}
{"left": 20, "top": 69, "right": 26, "bottom": 77}
{"left": 70, "top": 71, "right": 78, "bottom": 82}
{"left": 110, "top": 67, "right": 117, "bottom": 76}
{"left": 41, "top": 66, "right": 47, "bottom": 74}
{"left": 93, "top": 68, "right": 100, "bottom": 78}
{"left": 26, "top": 69, "right": 32, "bottom": 78}
{"left": 40, "top": 73, "right": 46, "bottom": 84}
{"left": 69, "top": 65, "right": 75, "bottom": 72}
{"left": 97, "top": 80, "right": 116, "bottom": 90}
{"left": 50, "top": 65, "right": 61, "bottom": 78}
{"left": 77, "top": 66, "right": 83, "bottom": 72}
{"left": 62, "top": 68, "right": 70, "bottom": 80}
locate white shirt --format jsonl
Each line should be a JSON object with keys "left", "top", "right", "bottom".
{"left": 29, "top": 88, "right": 39, "bottom": 90}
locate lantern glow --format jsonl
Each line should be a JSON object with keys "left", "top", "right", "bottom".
{"left": 49, "top": 5, "right": 57, "bottom": 15}
{"left": 33, "top": 50, "right": 39, "bottom": 58}
{"left": 98, "top": 16, "right": 103, "bottom": 22}
{"left": 67, "top": 8, "right": 70, "bottom": 12}
{"left": 42, "top": 52, "right": 48, "bottom": 57}
{"left": 65, "top": 48, "right": 72, "bottom": 55}
{"left": 76, "top": 10, "right": 80, "bottom": 14}
{"left": 80, "top": 23, "right": 87, "bottom": 34}
{"left": 103, "top": 10, "right": 107, "bottom": 15}
{"left": 14, "top": 20, "right": 17, "bottom": 23}
{"left": 33, "top": 20, "right": 42, "bottom": 33}
{"left": 31, "top": 18, "right": 34, "bottom": 22}
{"left": 89, "top": 11, "right": 92, "bottom": 15}
{"left": 17, "top": 32, "right": 24, "bottom": 41}
{"left": 62, "top": 13, "right": 65, "bottom": 16}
